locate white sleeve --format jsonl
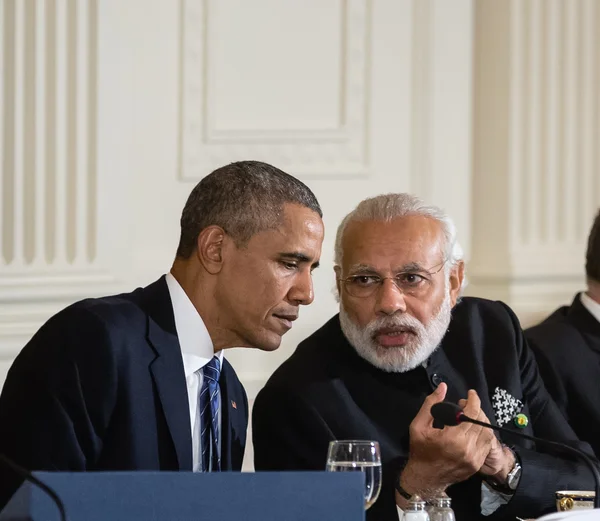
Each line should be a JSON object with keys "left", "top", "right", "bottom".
{"left": 481, "top": 481, "right": 514, "bottom": 516}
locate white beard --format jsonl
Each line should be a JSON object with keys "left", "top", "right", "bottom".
{"left": 339, "top": 291, "right": 452, "bottom": 373}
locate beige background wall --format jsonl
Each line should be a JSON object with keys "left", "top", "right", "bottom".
{"left": 468, "top": 0, "right": 600, "bottom": 326}
{"left": 1, "top": 0, "right": 599, "bottom": 468}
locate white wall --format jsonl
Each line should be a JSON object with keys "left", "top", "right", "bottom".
{"left": 468, "top": 0, "right": 600, "bottom": 326}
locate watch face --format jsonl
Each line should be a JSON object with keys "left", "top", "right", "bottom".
{"left": 507, "top": 465, "right": 522, "bottom": 490}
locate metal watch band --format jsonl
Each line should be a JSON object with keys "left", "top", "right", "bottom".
{"left": 484, "top": 450, "right": 521, "bottom": 494}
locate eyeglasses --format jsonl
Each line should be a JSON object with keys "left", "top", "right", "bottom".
{"left": 338, "top": 259, "right": 447, "bottom": 299}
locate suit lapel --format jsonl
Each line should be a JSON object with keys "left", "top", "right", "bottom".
{"left": 219, "top": 360, "right": 247, "bottom": 470}
{"left": 220, "top": 374, "right": 233, "bottom": 470}
{"left": 144, "top": 277, "right": 193, "bottom": 471}
{"left": 569, "top": 294, "right": 600, "bottom": 354}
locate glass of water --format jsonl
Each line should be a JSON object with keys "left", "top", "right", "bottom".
{"left": 326, "top": 440, "right": 382, "bottom": 510}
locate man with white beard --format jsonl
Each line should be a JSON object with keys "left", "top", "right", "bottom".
{"left": 252, "top": 194, "right": 593, "bottom": 521}
{"left": 338, "top": 270, "right": 452, "bottom": 374}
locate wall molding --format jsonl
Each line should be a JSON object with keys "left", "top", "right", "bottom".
{"left": 471, "top": 0, "right": 599, "bottom": 319}
{"left": 409, "top": 0, "right": 433, "bottom": 199}
{"left": 178, "top": 0, "right": 372, "bottom": 179}
{"left": 1, "top": 0, "right": 99, "bottom": 267}
{"left": 0, "top": 269, "right": 121, "bottom": 359}
{"left": 0, "top": 269, "right": 118, "bottom": 302}
{"left": 0, "top": 0, "right": 114, "bottom": 356}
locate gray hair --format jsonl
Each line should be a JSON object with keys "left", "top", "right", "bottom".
{"left": 334, "top": 193, "right": 464, "bottom": 272}
{"left": 176, "top": 160, "right": 322, "bottom": 258}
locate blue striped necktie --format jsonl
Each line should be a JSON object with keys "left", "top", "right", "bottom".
{"left": 199, "top": 356, "right": 221, "bottom": 472}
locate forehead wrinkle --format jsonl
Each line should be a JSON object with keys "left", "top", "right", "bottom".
{"left": 347, "top": 263, "right": 378, "bottom": 273}
{"left": 341, "top": 217, "right": 445, "bottom": 264}
{"left": 347, "top": 261, "right": 429, "bottom": 275}
{"left": 397, "top": 261, "right": 427, "bottom": 272}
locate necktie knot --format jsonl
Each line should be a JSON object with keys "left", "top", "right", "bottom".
{"left": 203, "top": 356, "right": 221, "bottom": 383}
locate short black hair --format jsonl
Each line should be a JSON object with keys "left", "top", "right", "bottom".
{"left": 176, "top": 161, "right": 322, "bottom": 258}
{"left": 586, "top": 209, "right": 600, "bottom": 283}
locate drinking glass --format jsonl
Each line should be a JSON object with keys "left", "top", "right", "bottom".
{"left": 326, "top": 440, "right": 382, "bottom": 510}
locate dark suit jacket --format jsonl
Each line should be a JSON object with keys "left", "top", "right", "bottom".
{"left": 526, "top": 293, "right": 600, "bottom": 457}
{"left": 0, "top": 276, "right": 248, "bottom": 507}
{"left": 253, "top": 297, "right": 594, "bottom": 521}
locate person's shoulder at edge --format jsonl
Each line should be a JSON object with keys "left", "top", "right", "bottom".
{"left": 526, "top": 310, "right": 574, "bottom": 333}
{"left": 525, "top": 297, "right": 584, "bottom": 358}
{"left": 526, "top": 300, "right": 572, "bottom": 335}
{"left": 14, "top": 281, "right": 154, "bottom": 368}
{"left": 450, "top": 295, "right": 520, "bottom": 324}
{"left": 445, "top": 296, "right": 534, "bottom": 363}
{"left": 51, "top": 284, "right": 148, "bottom": 331}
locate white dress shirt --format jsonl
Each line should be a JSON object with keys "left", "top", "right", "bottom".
{"left": 165, "top": 273, "right": 223, "bottom": 472}
{"left": 581, "top": 292, "right": 600, "bottom": 323}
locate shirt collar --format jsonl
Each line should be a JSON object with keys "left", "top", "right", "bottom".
{"left": 165, "top": 273, "right": 223, "bottom": 377}
{"left": 580, "top": 292, "right": 600, "bottom": 324}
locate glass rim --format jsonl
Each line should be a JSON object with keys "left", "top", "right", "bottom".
{"left": 329, "top": 439, "right": 380, "bottom": 446}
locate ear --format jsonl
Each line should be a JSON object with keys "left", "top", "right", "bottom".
{"left": 334, "top": 265, "right": 342, "bottom": 295}
{"left": 196, "top": 226, "right": 226, "bottom": 274}
{"left": 448, "top": 260, "right": 465, "bottom": 307}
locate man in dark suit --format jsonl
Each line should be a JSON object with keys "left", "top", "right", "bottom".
{"left": 526, "top": 209, "right": 600, "bottom": 457}
{"left": 253, "top": 193, "right": 594, "bottom": 521}
{"left": 0, "top": 161, "right": 324, "bottom": 506}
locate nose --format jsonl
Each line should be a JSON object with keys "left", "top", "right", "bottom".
{"left": 376, "top": 278, "right": 407, "bottom": 316}
{"left": 288, "top": 270, "right": 315, "bottom": 306}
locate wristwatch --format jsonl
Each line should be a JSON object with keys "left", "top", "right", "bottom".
{"left": 506, "top": 460, "right": 522, "bottom": 490}
{"left": 485, "top": 457, "right": 522, "bottom": 494}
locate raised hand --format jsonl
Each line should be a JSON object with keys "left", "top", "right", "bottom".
{"left": 400, "top": 384, "right": 495, "bottom": 497}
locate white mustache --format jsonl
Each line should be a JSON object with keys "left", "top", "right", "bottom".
{"left": 365, "top": 314, "right": 425, "bottom": 337}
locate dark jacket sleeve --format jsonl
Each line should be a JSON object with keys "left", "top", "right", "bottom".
{"left": 252, "top": 385, "right": 334, "bottom": 471}
{"left": 488, "top": 303, "right": 595, "bottom": 520}
{"left": 253, "top": 383, "right": 411, "bottom": 521}
{"left": 0, "top": 305, "right": 118, "bottom": 504}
